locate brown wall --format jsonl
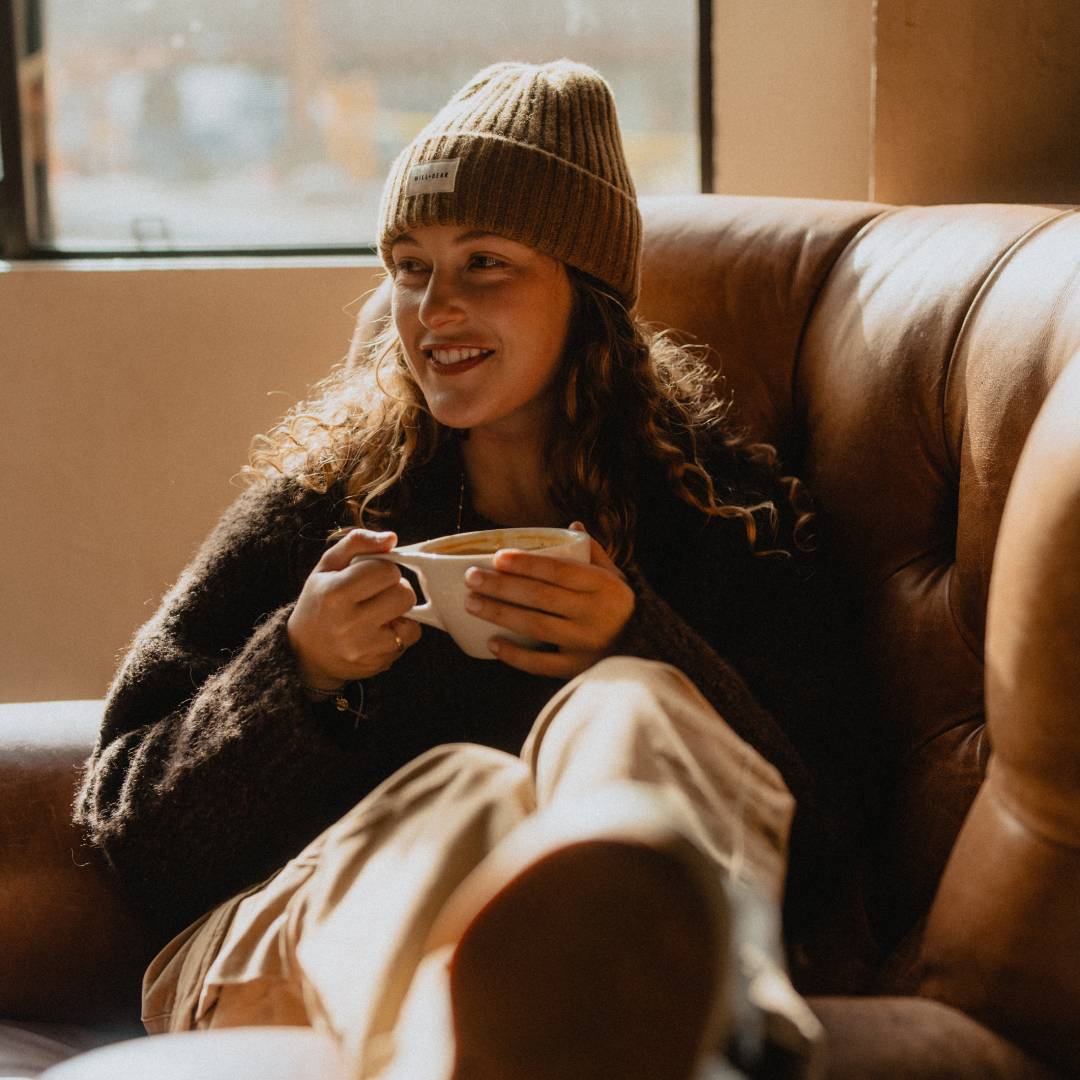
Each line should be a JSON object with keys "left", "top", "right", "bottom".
{"left": 874, "top": 0, "right": 1080, "bottom": 204}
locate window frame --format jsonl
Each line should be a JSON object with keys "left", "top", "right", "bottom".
{"left": 0, "top": 0, "right": 713, "bottom": 261}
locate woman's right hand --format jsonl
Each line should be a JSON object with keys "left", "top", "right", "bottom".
{"left": 287, "top": 529, "right": 421, "bottom": 690}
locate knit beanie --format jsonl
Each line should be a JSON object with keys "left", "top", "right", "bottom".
{"left": 378, "top": 59, "right": 641, "bottom": 308}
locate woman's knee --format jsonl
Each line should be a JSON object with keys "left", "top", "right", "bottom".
{"left": 578, "top": 654, "right": 682, "bottom": 685}
{"left": 524, "top": 658, "right": 688, "bottom": 771}
{"left": 565, "top": 648, "right": 699, "bottom": 708}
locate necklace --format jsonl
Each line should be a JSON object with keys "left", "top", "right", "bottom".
{"left": 456, "top": 465, "right": 466, "bottom": 532}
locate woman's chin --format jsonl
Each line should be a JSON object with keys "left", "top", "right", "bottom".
{"left": 429, "top": 405, "right": 485, "bottom": 431}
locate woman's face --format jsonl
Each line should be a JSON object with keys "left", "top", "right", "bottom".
{"left": 390, "top": 224, "right": 574, "bottom": 440}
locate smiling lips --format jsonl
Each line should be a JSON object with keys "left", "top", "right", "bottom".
{"left": 424, "top": 345, "right": 495, "bottom": 374}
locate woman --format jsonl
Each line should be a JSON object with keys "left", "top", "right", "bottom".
{"left": 75, "top": 61, "right": 868, "bottom": 1080}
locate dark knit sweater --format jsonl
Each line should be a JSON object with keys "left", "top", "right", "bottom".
{"left": 73, "top": 438, "right": 868, "bottom": 955}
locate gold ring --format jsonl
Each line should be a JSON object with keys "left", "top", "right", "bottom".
{"left": 393, "top": 631, "right": 405, "bottom": 653}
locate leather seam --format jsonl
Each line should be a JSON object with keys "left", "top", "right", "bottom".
{"left": 873, "top": 537, "right": 951, "bottom": 589}
{"left": 944, "top": 560, "right": 984, "bottom": 663}
{"left": 903, "top": 711, "right": 984, "bottom": 760}
{"left": 987, "top": 768, "right": 1080, "bottom": 852}
{"left": 790, "top": 204, "right": 896, "bottom": 421}
{"left": 941, "top": 208, "right": 1079, "bottom": 668}
{"left": 941, "top": 207, "right": 1080, "bottom": 480}
{"left": 874, "top": 547, "right": 983, "bottom": 665}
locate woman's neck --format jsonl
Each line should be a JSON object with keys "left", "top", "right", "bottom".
{"left": 461, "top": 431, "right": 561, "bottom": 528}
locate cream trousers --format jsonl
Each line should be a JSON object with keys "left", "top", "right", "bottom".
{"left": 141, "top": 657, "right": 798, "bottom": 1078}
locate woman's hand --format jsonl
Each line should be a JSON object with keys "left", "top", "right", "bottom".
{"left": 463, "top": 522, "right": 635, "bottom": 678}
{"left": 287, "top": 529, "right": 421, "bottom": 690}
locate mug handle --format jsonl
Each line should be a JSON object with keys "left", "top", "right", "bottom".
{"left": 365, "top": 551, "right": 445, "bottom": 631}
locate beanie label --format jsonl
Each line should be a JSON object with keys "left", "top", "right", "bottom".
{"left": 406, "top": 158, "right": 461, "bottom": 197}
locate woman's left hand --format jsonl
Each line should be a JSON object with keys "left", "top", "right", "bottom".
{"left": 463, "top": 522, "right": 636, "bottom": 678}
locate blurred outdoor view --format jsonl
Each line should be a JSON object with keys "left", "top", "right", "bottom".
{"left": 34, "top": 0, "right": 698, "bottom": 251}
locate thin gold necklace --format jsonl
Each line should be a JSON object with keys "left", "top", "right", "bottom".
{"left": 456, "top": 466, "right": 466, "bottom": 532}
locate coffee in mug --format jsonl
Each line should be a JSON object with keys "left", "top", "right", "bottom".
{"left": 367, "top": 527, "right": 590, "bottom": 659}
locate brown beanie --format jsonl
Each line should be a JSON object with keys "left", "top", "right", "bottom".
{"left": 378, "top": 59, "right": 641, "bottom": 308}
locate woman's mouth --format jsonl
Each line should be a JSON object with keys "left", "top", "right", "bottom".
{"left": 424, "top": 346, "right": 495, "bottom": 375}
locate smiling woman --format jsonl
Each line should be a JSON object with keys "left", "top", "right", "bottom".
{"left": 390, "top": 227, "right": 574, "bottom": 461}
{"left": 72, "top": 59, "right": 860, "bottom": 1080}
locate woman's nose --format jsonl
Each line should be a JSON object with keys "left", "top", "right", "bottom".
{"left": 418, "top": 270, "right": 465, "bottom": 328}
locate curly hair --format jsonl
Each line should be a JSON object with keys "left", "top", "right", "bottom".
{"left": 245, "top": 267, "right": 814, "bottom": 565}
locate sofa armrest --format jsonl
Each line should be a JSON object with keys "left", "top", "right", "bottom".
{"left": 0, "top": 701, "right": 156, "bottom": 1026}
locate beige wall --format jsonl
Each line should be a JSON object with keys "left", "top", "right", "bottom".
{"left": 711, "top": 0, "right": 1080, "bottom": 205}
{"left": 874, "top": 0, "right": 1080, "bottom": 204}
{"left": 1, "top": 260, "right": 382, "bottom": 701}
{"left": 712, "top": 0, "right": 875, "bottom": 199}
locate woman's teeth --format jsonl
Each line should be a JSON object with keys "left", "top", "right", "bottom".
{"left": 429, "top": 347, "right": 492, "bottom": 365}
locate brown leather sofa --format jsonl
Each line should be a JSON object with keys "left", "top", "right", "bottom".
{"left": 2, "top": 194, "right": 1077, "bottom": 1078}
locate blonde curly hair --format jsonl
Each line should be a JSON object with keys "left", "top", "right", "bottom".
{"left": 246, "top": 267, "right": 813, "bottom": 565}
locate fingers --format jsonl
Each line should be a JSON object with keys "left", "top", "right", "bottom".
{"left": 363, "top": 577, "right": 418, "bottom": 626}
{"left": 569, "top": 521, "right": 622, "bottom": 575}
{"left": 318, "top": 528, "right": 396, "bottom": 573}
{"left": 389, "top": 616, "right": 423, "bottom": 652}
{"left": 465, "top": 525, "right": 634, "bottom": 656}
{"left": 365, "top": 617, "right": 421, "bottom": 670}
{"left": 467, "top": 592, "right": 593, "bottom": 650}
{"left": 487, "top": 637, "right": 586, "bottom": 679}
{"left": 487, "top": 548, "right": 602, "bottom": 592}
{"left": 465, "top": 565, "right": 589, "bottom": 621}
{"left": 289, "top": 528, "right": 420, "bottom": 685}
{"left": 339, "top": 557, "right": 410, "bottom": 604}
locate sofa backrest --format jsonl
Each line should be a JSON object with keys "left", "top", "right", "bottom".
{"left": 638, "top": 196, "right": 1080, "bottom": 945}
{"left": 806, "top": 202, "right": 1080, "bottom": 938}
{"left": 633, "top": 195, "right": 1080, "bottom": 1072}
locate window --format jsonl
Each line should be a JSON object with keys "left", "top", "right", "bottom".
{"left": 0, "top": 0, "right": 711, "bottom": 257}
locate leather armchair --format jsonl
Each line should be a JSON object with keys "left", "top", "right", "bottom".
{"left": 2, "top": 194, "right": 1076, "bottom": 1078}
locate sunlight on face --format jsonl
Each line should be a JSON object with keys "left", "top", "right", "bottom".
{"left": 390, "top": 225, "right": 574, "bottom": 442}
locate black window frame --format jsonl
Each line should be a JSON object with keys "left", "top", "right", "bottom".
{"left": 0, "top": 0, "right": 713, "bottom": 260}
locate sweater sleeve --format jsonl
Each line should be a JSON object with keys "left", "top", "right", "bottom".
{"left": 73, "top": 477, "right": 373, "bottom": 937}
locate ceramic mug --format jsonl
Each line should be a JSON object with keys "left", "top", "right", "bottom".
{"left": 368, "top": 526, "right": 591, "bottom": 659}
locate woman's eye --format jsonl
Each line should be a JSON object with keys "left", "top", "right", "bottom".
{"left": 470, "top": 254, "right": 505, "bottom": 270}
{"left": 393, "top": 259, "right": 427, "bottom": 277}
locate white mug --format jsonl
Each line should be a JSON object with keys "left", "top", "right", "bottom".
{"left": 368, "top": 526, "right": 591, "bottom": 659}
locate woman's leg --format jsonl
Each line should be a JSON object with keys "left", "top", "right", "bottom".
{"left": 286, "top": 743, "right": 535, "bottom": 1076}
{"left": 523, "top": 656, "right": 795, "bottom": 903}
{"left": 144, "top": 741, "right": 536, "bottom": 1080}
{"left": 529, "top": 657, "right": 824, "bottom": 1073}
{"left": 424, "top": 657, "right": 821, "bottom": 1079}
{"left": 147, "top": 658, "right": 819, "bottom": 1078}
